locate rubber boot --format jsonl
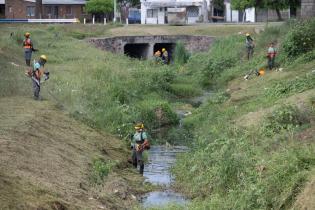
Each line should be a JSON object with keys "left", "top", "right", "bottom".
{"left": 139, "top": 163, "right": 144, "bottom": 175}
{"left": 26, "top": 59, "right": 31, "bottom": 67}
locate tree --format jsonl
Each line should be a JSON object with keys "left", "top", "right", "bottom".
{"left": 231, "top": 0, "right": 256, "bottom": 22}
{"left": 257, "top": 0, "right": 301, "bottom": 20}
{"left": 86, "top": 0, "right": 114, "bottom": 15}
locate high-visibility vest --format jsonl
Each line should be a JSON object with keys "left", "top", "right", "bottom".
{"left": 23, "top": 38, "right": 32, "bottom": 49}
{"left": 267, "top": 47, "right": 277, "bottom": 58}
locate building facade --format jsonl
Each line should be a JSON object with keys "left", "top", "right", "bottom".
{"left": 0, "top": 0, "right": 5, "bottom": 18}
{"left": 4, "top": 0, "right": 86, "bottom": 19}
{"left": 140, "top": 0, "right": 209, "bottom": 24}
{"left": 301, "top": 0, "right": 315, "bottom": 18}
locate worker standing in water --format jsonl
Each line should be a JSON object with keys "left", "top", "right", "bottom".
{"left": 131, "top": 122, "right": 150, "bottom": 175}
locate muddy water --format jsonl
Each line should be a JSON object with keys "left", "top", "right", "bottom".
{"left": 141, "top": 146, "right": 188, "bottom": 208}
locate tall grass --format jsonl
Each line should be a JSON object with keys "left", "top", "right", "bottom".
{"left": 171, "top": 19, "right": 315, "bottom": 210}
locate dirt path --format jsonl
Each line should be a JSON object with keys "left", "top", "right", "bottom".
{"left": 0, "top": 96, "right": 140, "bottom": 209}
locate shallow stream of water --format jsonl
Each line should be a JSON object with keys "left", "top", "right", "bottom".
{"left": 141, "top": 146, "right": 188, "bottom": 208}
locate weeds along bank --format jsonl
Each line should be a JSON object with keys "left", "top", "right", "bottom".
{"left": 1, "top": 21, "right": 314, "bottom": 209}
{"left": 171, "top": 19, "right": 315, "bottom": 209}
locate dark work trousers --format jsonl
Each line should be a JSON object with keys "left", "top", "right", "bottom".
{"left": 132, "top": 146, "right": 144, "bottom": 174}
{"left": 268, "top": 56, "right": 275, "bottom": 70}
{"left": 32, "top": 77, "right": 40, "bottom": 99}
{"left": 247, "top": 47, "right": 254, "bottom": 60}
{"left": 25, "top": 50, "right": 32, "bottom": 67}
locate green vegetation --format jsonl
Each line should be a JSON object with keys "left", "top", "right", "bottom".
{"left": 171, "top": 19, "right": 315, "bottom": 209}
{"left": 86, "top": 0, "right": 113, "bottom": 14}
{"left": 90, "top": 158, "right": 117, "bottom": 184}
{"left": 261, "top": 104, "right": 310, "bottom": 137}
{"left": 173, "top": 41, "right": 190, "bottom": 65}
{"left": 1, "top": 19, "right": 315, "bottom": 209}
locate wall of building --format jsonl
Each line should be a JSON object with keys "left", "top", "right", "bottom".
{"left": 301, "top": 0, "right": 315, "bottom": 18}
{"left": 5, "top": 0, "right": 37, "bottom": 19}
{"left": 5, "top": 0, "right": 85, "bottom": 19}
{"left": 0, "top": 4, "right": 5, "bottom": 18}
{"left": 42, "top": 5, "right": 84, "bottom": 19}
{"left": 157, "top": 8, "right": 165, "bottom": 24}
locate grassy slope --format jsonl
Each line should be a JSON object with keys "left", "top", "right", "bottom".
{"left": 171, "top": 22, "right": 315, "bottom": 209}
{"left": 0, "top": 25, "right": 148, "bottom": 209}
{"left": 0, "top": 23, "right": 262, "bottom": 209}
{"left": 1, "top": 22, "right": 313, "bottom": 209}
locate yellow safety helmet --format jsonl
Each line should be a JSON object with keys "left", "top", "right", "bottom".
{"left": 25, "top": 32, "right": 30, "bottom": 37}
{"left": 134, "top": 122, "right": 144, "bottom": 130}
{"left": 40, "top": 55, "right": 47, "bottom": 61}
{"left": 246, "top": 33, "right": 250, "bottom": 37}
{"left": 162, "top": 48, "right": 166, "bottom": 52}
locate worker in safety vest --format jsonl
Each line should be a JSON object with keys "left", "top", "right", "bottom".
{"left": 131, "top": 122, "right": 150, "bottom": 175}
{"left": 245, "top": 33, "right": 255, "bottom": 60}
{"left": 23, "top": 32, "right": 33, "bottom": 67}
{"left": 154, "top": 50, "right": 162, "bottom": 64}
{"left": 31, "top": 55, "right": 49, "bottom": 100}
{"left": 267, "top": 42, "right": 277, "bottom": 70}
{"left": 161, "top": 48, "right": 169, "bottom": 64}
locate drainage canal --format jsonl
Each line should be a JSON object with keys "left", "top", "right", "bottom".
{"left": 141, "top": 146, "right": 188, "bottom": 208}
{"left": 88, "top": 35, "right": 214, "bottom": 60}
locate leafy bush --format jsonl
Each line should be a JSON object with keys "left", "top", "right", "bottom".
{"left": 136, "top": 99, "right": 179, "bottom": 130}
{"left": 90, "top": 158, "right": 116, "bottom": 184}
{"left": 208, "top": 91, "right": 230, "bottom": 104}
{"left": 170, "top": 83, "right": 202, "bottom": 98}
{"left": 261, "top": 105, "right": 310, "bottom": 136}
{"left": 265, "top": 73, "right": 315, "bottom": 98}
{"left": 282, "top": 18, "right": 315, "bottom": 59}
{"left": 174, "top": 41, "right": 190, "bottom": 65}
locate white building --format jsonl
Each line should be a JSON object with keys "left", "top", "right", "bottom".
{"left": 140, "top": 0, "right": 210, "bottom": 24}
{"left": 224, "top": 0, "right": 255, "bottom": 22}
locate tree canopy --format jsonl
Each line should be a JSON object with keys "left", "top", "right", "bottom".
{"left": 231, "top": 0, "right": 256, "bottom": 11}
{"left": 86, "top": 0, "right": 114, "bottom": 14}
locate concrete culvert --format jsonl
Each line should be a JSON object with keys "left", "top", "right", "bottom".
{"left": 88, "top": 35, "right": 215, "bottom": 60}
{"left": 124, "top": 43, "right": 150, "bottom": 59}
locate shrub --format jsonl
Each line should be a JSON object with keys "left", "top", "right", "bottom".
{"left": 90, "top": 158, "right": 116, "bottom": 184}
{"left": 170, "top": 83, "right": 202, "bottom": 98}
{"left": 174, "top": 41, "right": 190, "bottom": 65}
{"left": 282, "top": 18, "right": 315, "bottom": 59}
{"left": 136, "top": 99, "right": 179, "bottom": 130}
{"left": 261, "top": 105, "right": 310, "bottom": 136}
{"left": 265, "top": 73, "right": 315, "bottom": 98}
{"left": 208, "top": 91, "right": 230, "bottom": 104}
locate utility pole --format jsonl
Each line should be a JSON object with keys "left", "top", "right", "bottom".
{"left": 113, "top": 0, "right": 117, "bottom": 22}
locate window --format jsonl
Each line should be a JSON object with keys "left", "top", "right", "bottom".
{"left": 9, "top": 6, "right": 12, "bottom": 13}
{"left": 187, "top": 6, "right": 199, "bottom": 17}
{"left": 147, "top": 9, "right": 157, "bottom": 18}
{"left": 45, "top": 6, "right": 52, "bottom": 14}
{"left": 26, "top": 6, "right": 35, "bottom": 17}
{"left": 66, "top": 6, "right": 72, "bottom": 15}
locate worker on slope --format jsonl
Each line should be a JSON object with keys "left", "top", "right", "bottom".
{"left": 161, "top": 48, "right": 169, "bottom": 64}
{"left": 31, "top": 55, "right": 49, "bottom": 100}
{"left": 267, "top": 42, "right": 277, "bottom": 70}
{"left": 23, "top": 32, "right": 33, "bottom": 67}
{"left": 131, "top": 122, "right": 150, "bottom": 175}
{"left": 245, "top": 33, "right": 255, "bottom": 60}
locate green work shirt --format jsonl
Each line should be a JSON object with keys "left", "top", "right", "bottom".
{"left": 132, "top": 131, "right": 148, "bottom": 146}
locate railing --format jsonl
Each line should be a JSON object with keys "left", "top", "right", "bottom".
{"left": 0, "top": 18, "right": 80, "bottom": 23}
